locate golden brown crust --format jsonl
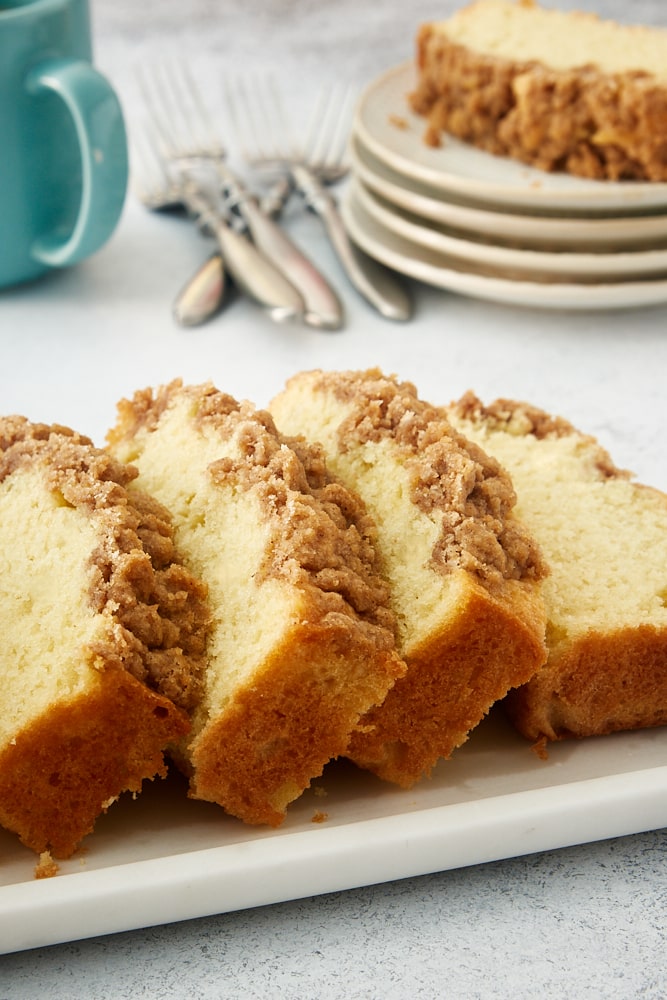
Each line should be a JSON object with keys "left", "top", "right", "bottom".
{"left": 0, "top": 670, "right": 189, "bottom": 858}
{"left": 504, "top": 625, "right": 667, "bottom": 741}
{"left": 411, "top": 21, "right": 667, "bottom": 181}
{"left": 349, "top": 577, "right": 548, "bottom": 785}
{"left": 189, "top": 619, "right": 403, "bottom": 825}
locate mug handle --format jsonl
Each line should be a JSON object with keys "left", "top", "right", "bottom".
{"left": 26, "top": 58, "right": 128, "bottom": 267}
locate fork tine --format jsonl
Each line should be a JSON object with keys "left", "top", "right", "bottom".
{"left": 178, "top": 63, "right": 227, "bottom": 157}
{"left": 129, "top": 120, "right": 187, "bottom": 211}
{"left": 330, "top": 84, "right": 357, "bottom": 164}
{"left": 225, "top": 77, "right": 262, "bottom": 162}
{"left": 265, "top": 76, "right": 298, "bottom": 160}
{"left": 135, "top": 64, "right": 178, "bottom": 160}
{"left": 304, "top": 83, "right": 356, "bottom": 169}
{"left": 223, "top": 73, "right": 408, "bottom": 322}
{"left": 136, "top": 61, "right": 224, "bottom": 164}
{"left": 161, "top": 63, "right": 201, "bottom": 154}
{"left": 301, "top": 87, "right": 332, "bottom": 165}
{"left": 225, "top": 74, "right": 292, "bottom": 166}
{"left": 228, "top": 74, "right": 354, "bottom": 183}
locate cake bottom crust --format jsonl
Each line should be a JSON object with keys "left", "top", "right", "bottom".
{"left": 347, "top": 576, "right": 547, "bottom": 788}
{"left": 411, "top": 28, "right": 667, "bottom": 182}
{"left": 185, "top": 619, "right": 405, "bottom": 826}
{"left": 505, "top": 625, "right": 667, "bottom": 743}
{"left": 0, "top": 670, "right": 189, "bottom": 858}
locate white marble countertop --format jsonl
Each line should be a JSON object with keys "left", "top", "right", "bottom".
{"left": 1, "top": 0, "right": 667, "bottom": 994}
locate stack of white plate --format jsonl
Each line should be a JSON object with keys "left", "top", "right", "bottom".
{"left": 342, "top": 63, "right": 667, "bottom": 310}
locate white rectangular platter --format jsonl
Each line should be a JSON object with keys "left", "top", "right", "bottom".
{"left": 1, "top": 709, "right": 666, "bottom": 955}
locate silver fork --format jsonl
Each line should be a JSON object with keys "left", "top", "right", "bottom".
{"left": 131, "top": 129, "right": 231, "bottom": 325}
{"left": 227, "top": 77, "right": 412, "bottom": 323}
{"left": 132, "top": 136, "right": 296, "bottom": 327}
{"left": 138, "top": 63, "right": 344, "bottom": 332}
{"left": 135, "top": 63, "right": 308, "bottom": 325}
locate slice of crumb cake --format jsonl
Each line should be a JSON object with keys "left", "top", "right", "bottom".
{"left": 0, "top": 417, "right": 209, "bottom": 859}
{"left": 446, "top": 392, "right": 667, "bottom": 745}
{"left": 107, "top": 380, "right": 405, "bottom": 827}
{"left": 269, "top": 369, "right": 548, "bottom": 787}
{"left": 411, "top": 0, "right": 667, "bottom": 181}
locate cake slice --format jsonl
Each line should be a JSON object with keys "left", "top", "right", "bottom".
{"left": 446, "top": 393, "right": 667, "bottom": 745}
{"left": 0, "top": 417, "right": 209, "bottom": 859}
{"left": 107, "top": 380, "right": 405, "bottom": 826}
{"left": 410, "top": 0, "right": 667, "bottom": 180}
{"left": 269, "top": 369, "right": 548, "bottom": 787}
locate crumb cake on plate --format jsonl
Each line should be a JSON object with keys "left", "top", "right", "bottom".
{"left": 107, "top": 380, "right": 405, "bottom": 826}
{"left": 447, "top": 393, "right": 667, "bottom": 745}
{"left": 0, "top": 417, "right": 209, "bottom": 859}
{"left": 270, "top": 369, "right": 548, "bottom": 787}
{"left": 411, "top": 0, "right": 667, "bottom": 181}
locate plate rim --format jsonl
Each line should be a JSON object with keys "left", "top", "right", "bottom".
{"left": 341, "top": 186, "right": 667, "bottom": 310}
{"left": 350, "top": 136, "right": 667, "bottom": 247}
{"left": 351, "top": 179, "right": 667, "bottom": 279}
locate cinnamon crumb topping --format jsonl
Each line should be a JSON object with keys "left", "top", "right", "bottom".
{"left": 0, "top": 417, "right": 209, "bottom": 712}
{"left": 110, "top": 381, "right": 398, "bottom": 645}
{"left": 308, "top": 370, "right": 547, "bottom": 585}
{"left": 450, "top": 391, "right": 630, "bottom": 481}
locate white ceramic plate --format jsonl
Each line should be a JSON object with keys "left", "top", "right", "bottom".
{"left": 353, "top": 63, "right": 667, "bottom": 214}
{"left": 341, "top": 188, "right": 667, "bottom": 311}
{"left": 350, "top": 137, "right": 667, "bottom": 249}
{"left": 2, "top": 709, "right": 666, "bottom": 955}
{"left": 352, "top": 180, "right": 667, "bottom": 280}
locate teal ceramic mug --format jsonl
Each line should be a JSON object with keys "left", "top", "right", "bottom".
{"left": 0, "top": 0, "right": 128, "bottom": 287}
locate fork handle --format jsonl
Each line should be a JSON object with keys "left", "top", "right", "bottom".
{"left": 291, "top": 166, "right": 412, "bottom": 323}
{"left": 211, "top": 217, "right": 305, "bottom": 323}
{"left": 239, "top": 198, "right": 344, "bottom": 331}
{"left": 184, "top": 184, "right": 304, "bottom": 322}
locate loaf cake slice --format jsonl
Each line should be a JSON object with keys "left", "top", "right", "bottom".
{"left": 446, "top": 393, "right": 667, "bottom": 744}
{"left": 269, "top": 369, "right": 548, "bottom": 787}
{"left": 107, "top": 380, "right": 405, "bottom": 826}
{"left": 410, "top": 0, "right": 667, "bottom": 181}
{"left": 0, "top": 417, "right": 209, "bottom": 859}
